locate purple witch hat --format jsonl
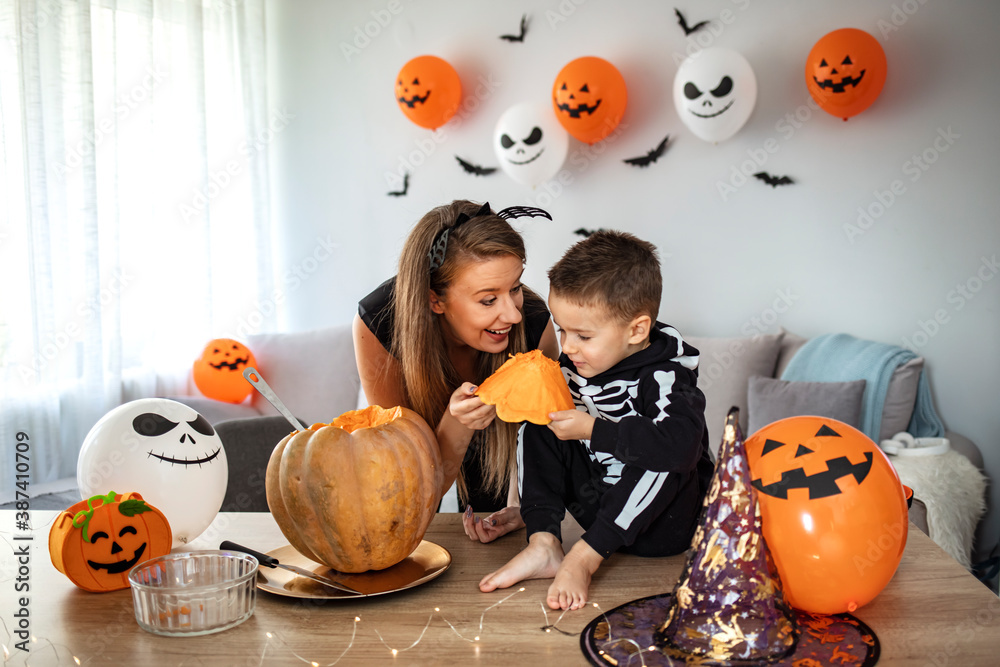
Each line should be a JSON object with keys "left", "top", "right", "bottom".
{"left": 655, "top": 408, "right": 798, "bottom": 663}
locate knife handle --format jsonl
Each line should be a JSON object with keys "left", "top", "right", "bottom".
{"left": 220, "top": 540, "right": 279, "bottom": 568}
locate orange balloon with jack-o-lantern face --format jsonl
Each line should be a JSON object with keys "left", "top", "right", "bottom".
{"left": 552, "top": 56, "right": 627, "bottom": 144}
{"left": 49, "top": 491, "right": 172, "bottom": 592}
{"left": 193, "top": 338, "right": 256, "bottom": 403}
{"left": 395, "top": 55, "right": 462, "bottom": 130}
{"left": 746, "top": 416, "right": 907, "bottom": 614}
{"left": 806, "top": 28, "right": 887, "bottom": 120}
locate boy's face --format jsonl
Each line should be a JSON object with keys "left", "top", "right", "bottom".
{"left": 549, "top": 293, "right": 649, "bottom": 378}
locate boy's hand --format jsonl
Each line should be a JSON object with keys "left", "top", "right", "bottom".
{"left": 547, "top": 409, "right": 595, "bottom": 441}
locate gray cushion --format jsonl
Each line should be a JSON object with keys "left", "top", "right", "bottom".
{"left": 687, "top": 332, "right": 784, "bottom": 453}
{"left": 217, "top": 415, "right": 299, "bottom": 512}
{"left": 170, "top": 395, "right": 262, "bottom": 424}
{"left": 879, "top": 357, "right": 923, "bottom": 441}
{"left": 747, "top": 375, "right": 867, "bottom": 436}
{"left": 247, "top": 324, "right": 361, "bottom": 426}
{"left": 774, "top": 328, "right": 809, "bottom": 378}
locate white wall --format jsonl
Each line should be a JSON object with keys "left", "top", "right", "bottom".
{"left": 265, "top": 0, "right": 1000, "bottom": 558}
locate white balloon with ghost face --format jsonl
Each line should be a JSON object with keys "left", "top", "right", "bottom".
{"left": 674, "top": 47, "right": 757, "bottom": 143}
{"left": 77, "top": 398, "right": 228, "bottom": 546}
{"left": 494, "top": 102, "right": 568, "bottom": 188}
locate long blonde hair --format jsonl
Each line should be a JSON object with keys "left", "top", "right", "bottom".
{"left": 393, "top": 200, "right": 539, "bottom": 502}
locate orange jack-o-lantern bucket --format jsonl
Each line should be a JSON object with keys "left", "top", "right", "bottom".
{"left": 49, "top": 491, "right": 173, "bottom": 592}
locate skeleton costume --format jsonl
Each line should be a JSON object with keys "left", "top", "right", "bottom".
{"left": 519, "top": 323, "right": 713, "bottom": 558}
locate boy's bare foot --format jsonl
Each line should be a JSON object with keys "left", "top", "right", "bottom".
{"left": 479, "top": 532, "right": 564, "bottom": 592}
{"left": 547, "top": 540, "right": 604, "bottom": 610}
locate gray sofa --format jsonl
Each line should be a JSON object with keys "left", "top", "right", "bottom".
{"left": 175, "top": 324, "right": 991, "bottom": 570}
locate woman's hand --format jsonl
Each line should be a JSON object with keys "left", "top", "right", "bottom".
{"left": 547, "top": 409, "right": 595, "bottom": 441}
{"left": 462, "top": 505, "right": 525, "bottom": 543}
{"left": 448, "top": 382, "right": 497, "bottom": 431}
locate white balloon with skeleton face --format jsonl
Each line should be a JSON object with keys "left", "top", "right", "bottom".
{"left": 494, "top": 102, "right": 568, "bottom": 188}
{"left": 77, "top": 398, "right": 228, "bottom": 546}
{"left": 674, "top": 47, "right": 757, "bottom": 143}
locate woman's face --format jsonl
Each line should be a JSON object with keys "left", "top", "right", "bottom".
{"left": 431, "top": 254, "right": 525, "bottom": 354}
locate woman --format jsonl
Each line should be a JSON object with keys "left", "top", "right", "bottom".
{"left": 353, "top": 200, "right": 559, "bottom": 543}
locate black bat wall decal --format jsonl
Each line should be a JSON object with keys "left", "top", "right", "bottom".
{"left": 456, "top": 156, "right": 497, "bottom": 176}
{"left": 675, "top": 8, "right": 709, "bottom": 36}
{"left": 753, "top": 171, "right": 795, "bottom": 188}
{"left": 499, "top": 14, "right": 528, "bottom": 42}
{"left": 387, "top": 172, "right": 409, "bottom": 196}
{"left": 623, "top": 135, "right": 671, "bottom": 168}
{"left": 574, "top": 227, "right": 606, "bottom": 238}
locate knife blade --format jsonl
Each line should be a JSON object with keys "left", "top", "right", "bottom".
{"left": 220, "top": 541, "right": 364, "bottom": 595}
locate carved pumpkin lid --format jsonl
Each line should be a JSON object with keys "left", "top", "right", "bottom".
{"left": 476, "top": 350, "right": 574, "bottom": 425}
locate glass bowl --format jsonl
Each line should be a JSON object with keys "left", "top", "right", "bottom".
{"left": 128, "top": 550, "right": 258, "bottom": 636}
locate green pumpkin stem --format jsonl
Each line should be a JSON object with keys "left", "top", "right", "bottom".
{"left": 71, "top": 491, "right": 119, "bottom": 543}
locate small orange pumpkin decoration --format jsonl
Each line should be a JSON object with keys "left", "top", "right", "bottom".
{"left": 395, "top": 55, "right": 462, "bottom": 130}
{"left": 552, "top": 56, "right": 627, "bottom": 144}
{"left": 805, "top": 28, "right": 887, "bottom": 120}
{"left": 746, "top": 417, "right": 907, "bottom": 614}
{"left": 49, "top": 491, "right": 172, "bottom": 592}
{"left": 476, "top": 349, "right": 575, "bottom": 425}
{"left": 192, "top": 338, "right": 256, "bottom": 403}
{"left": 266, "top": 405, "right": 442, "bottom": 572}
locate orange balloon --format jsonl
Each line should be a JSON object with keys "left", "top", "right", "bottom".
{"left": 746, "top": 416, "right": 907, "bottom": 614}
{"left": 395, "top": 55, "right": 461, "bottom": 130}
{"left": 193, "top": 338, "right": 256, "bottom": 403}
{"left": 552, "top": 56, "right": 627, "bottom": 144}
{"left": 806, "top": 28, "right": 887, "bottom": 120}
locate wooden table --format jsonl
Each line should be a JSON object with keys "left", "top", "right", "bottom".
{"left": 2, "top": 510, "right": 999, "bottom": 665}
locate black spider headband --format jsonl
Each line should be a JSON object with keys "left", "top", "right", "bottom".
{"left": 427, "top": 202, "right": 552, "bottom": 273}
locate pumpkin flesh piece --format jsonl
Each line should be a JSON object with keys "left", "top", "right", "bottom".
{"left": 477, "top": 350, "right": 575, "bottom": 425}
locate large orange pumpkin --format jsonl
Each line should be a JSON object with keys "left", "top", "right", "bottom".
{"left": 746, "top": 417, "right": 907, "bottom": 614}
{"left": 49, "top": 491, "right": 172, "bottom": 592}
{"left": 476, "top": 349, "right": 575, "bottom": 425}
{"left": 192, "top": 338, "right": 256, "bottom": 403}
{"left": 266, "top": 405, "right": 442, "bottom": 572}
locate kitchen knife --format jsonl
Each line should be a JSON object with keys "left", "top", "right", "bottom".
{"left": 220, "top": 541, "right": 364, "bottom": 595}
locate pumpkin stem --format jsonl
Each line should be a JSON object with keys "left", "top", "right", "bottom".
{"left": 71, "top": 491, "right": 118, "bottom": 543}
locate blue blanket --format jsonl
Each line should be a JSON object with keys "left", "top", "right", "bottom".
{"left": 781, "top": 333, "right": 945, "bottom": 440}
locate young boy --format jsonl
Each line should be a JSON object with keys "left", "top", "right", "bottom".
{"left": 479, "top": 230, "right": 714, "bottom": 611}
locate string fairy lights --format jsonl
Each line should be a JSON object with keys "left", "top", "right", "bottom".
{"left": 0, "top": 521, "right": 606, "bottom": 665}
{"left": 250, "top": 586, "right": 607, "bottom": 665}
{"left": 0, "top": 584, "right": 603, "bottom": 666}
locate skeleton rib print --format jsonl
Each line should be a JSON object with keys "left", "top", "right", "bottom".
{"left": 563, "top": 367, "right": 677, "bottom": 485}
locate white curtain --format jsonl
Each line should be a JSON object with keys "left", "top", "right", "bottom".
{"left": 0, "top": 0, "right": 274, "bottom": 495}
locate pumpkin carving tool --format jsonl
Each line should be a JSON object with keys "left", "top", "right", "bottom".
{"left": 242, "top": 367, "right": 307, "bottom": 432}
{"left": 220, "top": 541, "right": 364, "bottom": 595}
